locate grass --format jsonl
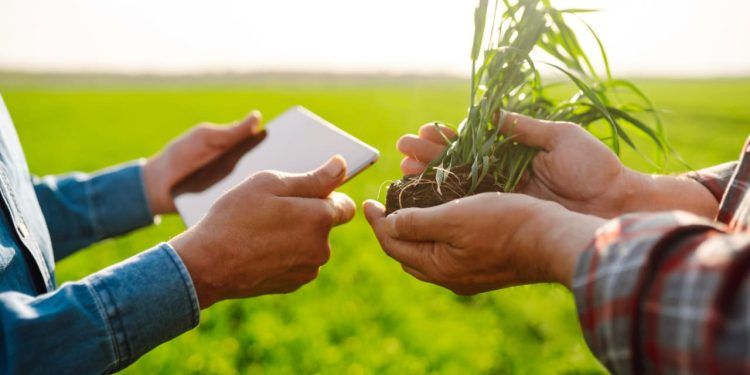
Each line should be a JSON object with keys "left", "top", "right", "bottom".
{"left": 1, "top": 74, "right": 749, "bottom": 374}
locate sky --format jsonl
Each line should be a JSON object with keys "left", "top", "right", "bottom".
{"left": 0, "top": 0, "right": 749, "bottom": 77}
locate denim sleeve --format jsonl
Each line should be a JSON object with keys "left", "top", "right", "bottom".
{"left": 33, "top": 161, "right": 156, "bottom": 261}
{"left": 0, "top": 243, "right": 200, "bottom": 374}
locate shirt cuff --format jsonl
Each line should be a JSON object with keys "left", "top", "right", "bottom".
{"left": 87, "top": 242, "right": 200, "bottom": 371}
{"left": 88, "top": 160, "right": 157, "bottom": 239}
{"left": 571, "top": 211, "right": 718, "bottom": 373}
{"left": 683, "top": 161, "right": 738, "bottom": 203}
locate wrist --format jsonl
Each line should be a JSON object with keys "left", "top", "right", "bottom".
{"left": 169, "top": 230, "right": 219, "bottom": 309}
{"left": 621, "top": 170, "right": 718, "bottom": 218}
{"left": 142, "top": 156, "right": 175, "bottom": 215}
{"left": 614, "top": 168, "right": 649, "bottom": 217}
{"left": 527, "top": 203, "right": 605, "bottom": 287}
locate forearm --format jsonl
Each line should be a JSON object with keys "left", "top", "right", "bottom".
{"left": 621, "top": 170, "right": 719, "bottom": 218}
{"left": 0, "top": 243, "right": 199, "bottom": 373}
{"left": 571, "top": 211, "right": 749, "bottom": 373}
{"left": 34, "top": 161, "right": 156, "bottom": 260}
{"left": 522, "top": 201, "right": 606, "bottom": 288}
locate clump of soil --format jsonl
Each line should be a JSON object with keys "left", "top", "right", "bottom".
{"left": 385, "top": 166, "right": 501, "bottom": 215}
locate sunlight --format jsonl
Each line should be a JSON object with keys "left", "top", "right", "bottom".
{"left": 0, "top": 0, "right": 748, "bottom": 76}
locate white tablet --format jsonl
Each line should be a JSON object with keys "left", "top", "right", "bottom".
{"left": 172, "top": 106, "right": 379, "bottom": 227}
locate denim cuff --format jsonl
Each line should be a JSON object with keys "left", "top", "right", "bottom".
{"left": 88, "top": 242, "right": 200, "bottom": 371}
{"left": 88, "top": 160, "right": 156, "bottom": 240}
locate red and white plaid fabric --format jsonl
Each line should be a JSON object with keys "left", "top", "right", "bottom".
{"left": 573, "top": 138, "right": 750, "bottom": 374}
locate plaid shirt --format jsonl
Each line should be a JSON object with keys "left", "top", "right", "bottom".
{"left": 573, "top": 137, "right": 750, "bottom": 374}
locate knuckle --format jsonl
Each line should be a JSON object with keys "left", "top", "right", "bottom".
{"left": 300, "top": 270, "right": 319, "bottom": 284}
{"left": 253, "top": 170, "right": 278, "bottom": 181}
{"left": 320, "top": 210, "right": 336, "bottom": 228}
{"left": 396, "top": 135, "right": 417, "bottom": 151}
{"left": 395, "top": 211, "right": 416, "bottom": 235}
{"left": 310, "top": 204, "right": 335, "bottom": 228}
{"left": 559, "top": 121, "right": 578, "bottom": 128}
{"left": 193, "top": 123, "right": 213, "bottom": 136}
{"left": 310, "top": 245, "right": 331, "bottom": 266}
{"left": 251, "top": 171, "right": 282, "bottom": 187}
{"left": 556, "top": 121, "right": 579, "bottom": 135}
{"left": 273, "top": 197, "right": 296, "bottom": 214}
{"left": 418, "top": 124, "right": 437, "bottom": 138}
{"left": 302, "top": 170, "right": 319, "bottom": 182}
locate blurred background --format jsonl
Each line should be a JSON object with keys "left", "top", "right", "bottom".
{"left": 1, "top": 0, "right": 749, "bottom": 373}
{"left": 2, "top": 0, "right": 750, "bottom": 76}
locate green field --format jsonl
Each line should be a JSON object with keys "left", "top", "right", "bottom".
{"left": 1, "top": 75, "right": 749, "bottom": 374}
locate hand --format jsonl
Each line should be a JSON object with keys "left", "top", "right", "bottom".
{"left": 364, "top": 194, "right": 605, "bottom": 295}
{"left": 397, "top": 114, "right": 718, "bottom": 218}
{"left": 169, "top": 156, "right": 355, "bottom": 309}
{"left": 143, "top": 111, "right": 262, "bottom": 215}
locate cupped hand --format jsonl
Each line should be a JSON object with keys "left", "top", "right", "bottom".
{"left": 170, "top": 156, "right": 356, "bottom": 309}
{"left": 364, "top": 193, "right": 605, "bottom": 295}
{"left": 143, "top": 111, "right": 263, "bottom": 215}
{"left": 397, "top": 114, "right": 638, "bottom": 218}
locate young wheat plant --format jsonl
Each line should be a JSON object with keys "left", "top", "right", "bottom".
{"left": 428, "top": 0, "right": 672, "bottom": 195}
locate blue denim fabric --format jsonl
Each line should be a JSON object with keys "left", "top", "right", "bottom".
{"left": 0, "top": 96, "right": 200, "bottom": 374}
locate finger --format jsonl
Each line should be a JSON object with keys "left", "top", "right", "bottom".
{"left": 418, "top": 123, "right": 456, "bottom": 144}
{"left": 400, "top": 157, "right": 427, "bottom": 175}
{"left": 276, "top": 155, "right": 347, "bottom": 198}
{"left": 363, "top": 200, "right": 433, "bottom": 271}
{"left": 497, "top": 112, "right": 561, "bottom": 151}
{"left": 402, "top": 264, "right": 432, "bottom": 283}
{"left": 288, "top": 266, "right": 321, "bottom": 283}
{"left": 228, "top": 110, "right": 263, "bottom": 138}
{"left": 325, "top": 192, "right": 356, "bottom": 226}
{"left": 207, "top": 110, "right": 263, "bottom": 148}
{"left": 397, "top": 135, "right": 446, "bottom": 164}
{"left": 384, "top": 205, "right": 455, "bottom": 243}
{"left": 290, "top": 192, "right": 356, "bottom": 228}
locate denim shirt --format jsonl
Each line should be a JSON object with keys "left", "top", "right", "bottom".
{"left": 0, "top": 95, "right": 200, "bottom": 374}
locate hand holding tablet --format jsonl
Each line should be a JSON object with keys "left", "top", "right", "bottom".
{"left": 172, "top": 106, "right": 379, "bottom": 227}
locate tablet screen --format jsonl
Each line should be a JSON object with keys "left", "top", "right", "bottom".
{"left": 173, "top": 106, "right": 379, "bottom": 227}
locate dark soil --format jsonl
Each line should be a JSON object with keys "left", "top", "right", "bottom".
{"left": 385, "top": 166, "right": 501, "bottom": 215}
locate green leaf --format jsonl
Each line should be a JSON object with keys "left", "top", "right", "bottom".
{"left": 472, "top": 0, "right": 490, "bottom": 62}
{"left": 545, "top": 62, "right": 621, "bottom": 154}
{"left": 424, "top": 0, "right": 675, "bottom": 201}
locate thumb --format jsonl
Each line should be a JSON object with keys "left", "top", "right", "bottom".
{"left": 496, "top": 111, "right": 560, "bottom": 151}
{"left": 277, "top": 155, "right": 348, "bottom": 198}
{"left": 385, "top": 205, "right": 455, "bottom": 243}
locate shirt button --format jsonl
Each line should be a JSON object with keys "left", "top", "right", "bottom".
{"left": 17, "top": 220, "right": 29, "bottom": 239}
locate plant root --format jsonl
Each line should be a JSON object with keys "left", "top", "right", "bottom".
{"left": 385, "top": 167, "right": 499, "bottom": 215}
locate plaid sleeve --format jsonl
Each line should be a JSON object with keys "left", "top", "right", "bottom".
{"left": 573, "top": 211, "right": 750, "bottom": 374}
{"left": 685, "top": 162, "right": 738, "bottom": 203}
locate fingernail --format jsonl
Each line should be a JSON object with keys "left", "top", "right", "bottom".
{"left": 249, "top": 110, "right": 262, "bottom": 131}
{"left": 323, "top": 156, "right": 344, "bottom": 178}
{"left": 363, "top": 200, "right": 388, "bottom": 225}
{"left": 385, "top": 216, "right": 399, "bottom": 238}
